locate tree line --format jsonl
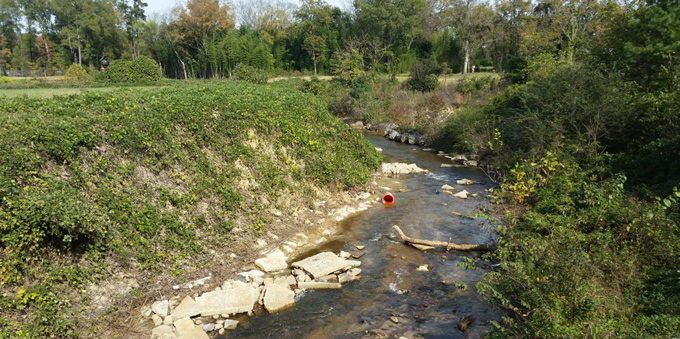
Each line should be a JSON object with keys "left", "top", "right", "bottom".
{"left": 0, "top": 0, "right": 644, "bottom": 79}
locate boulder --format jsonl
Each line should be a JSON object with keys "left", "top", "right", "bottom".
{"left": 400, "top": 134, "right": 409, "bottom": 143}
{"left": 441, "top": 184, "right": 455, "bottom": 191}
{"left": 456, "top": 178, "right": 476, "bottom": 185}
{"left": 387, "top": 130, "right": 400, "bottom": 140}
{"left": 350, "top": 121, "right": 364, "bottom": 129}
{"left": 408, "top": 135, "right": 418, "bottom": 145}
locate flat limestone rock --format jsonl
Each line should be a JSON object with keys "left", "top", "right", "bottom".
{"left": 292, "top": 252, "right": 361, "bottom": 279}
{"left": 297, "top": 282, "right": 342, "bottom": 289}
{"left": 441, "top": 184, "right": 455, "bottom": 191}
{"left": 223, "top": 319, "right": 239, "bottom": 330}
{"left": 177, "top": 327, "right": 209, "bottom": 339}
{"left": 173, "top": 317, "right": 195, "bottom": 337}
{"left": 456, "top": 179, "right": 477, "bottom": 185}
{"left": 151, "top": 325, "right": 174, "bottom": 338}
{"left": 381, "top": 162, "right": 428, "bottom": 174}
{"left": 263, "top": 280, "right": 295, "bottom": 313}
{"left": 171, "top": 296, "right": 201, "bottom": 319}
{"left": 196, "top": 284, "right": 258, "bottom": 316}
{"left": 453, "top": 190, "right": 469, "bottom": 199}
{"left": 254, "top": 249, "right": 288, "bottom": 272}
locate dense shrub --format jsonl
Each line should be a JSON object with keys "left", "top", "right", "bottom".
{"left": 96, "top": 56, "right": 161, "bottom": 84}
{"left": 406, "top": 58, "right": 441, "bottom": 92}
{"left": 64, "top": 63, "right": 91, "bottom": 82}
{"left": 232, "top": 64, "right": 269, "bottom": 84}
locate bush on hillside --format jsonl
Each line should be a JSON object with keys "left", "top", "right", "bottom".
{"left": 232, "top": 64, "right": 268, "bottom": 84}
{"left": 64, "top": 63, "right": 91, "bottom": 82}
{"left": 96, "top": 56, "right": 161, "bottom": 84}
{"left": 406, "top": 58, "right": 441, "bottom": 92}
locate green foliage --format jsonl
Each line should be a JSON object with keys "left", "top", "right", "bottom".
{"left": 232, "top": 64, "right": 269, "bottom": 84}
{"left": 95, "top": 56, "right": 161, "bottom": 84}
{"left": 331, "top": 47, "right": 365, "bottom": 85}
{"left": 0, "top": 81, "right": 380, "bottom": 334}
{"left": 64, "top": 63, "right": 91, "bottom": 82}
{"left": 406, "top": 58, "right": 441, "bottom": 92}
{"left": 455, "top": 75, "right": 500, "bottom": 94}
{"left": 480, "top": 158, "right": 680, "bottom": 337}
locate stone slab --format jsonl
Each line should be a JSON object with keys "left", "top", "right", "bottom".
{"left": 223, "top": 319, "right": 239, "bottom": 330}
{"left": 263, "top": 280, "right": 295, "bottom": 313}
{"left": 171, "top": 296, "right": 201, "bottom": 319}
{"left": 196, "top": 284, "right": 258, "bottom": 316}
{"left": 298, "top": 282, "right": 342, "bottom": 289}
{"left": 173, "top": 317, "right": 195, "bottom": 337}
{"left": 152, "top": 325, "right": 174, "bottom": 338}
{"left": 177, "top": 327, "right": 209, "bottom": 339}
{"left": 254, "top": 249, "right": 288, "bottom": 272}
{"left": 292, "top": 252, "right": 361, "bottom": 279}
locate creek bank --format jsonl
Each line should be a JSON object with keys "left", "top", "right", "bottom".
{"left": 139, "top": 175, "right": 407, "bottom": 338}
{"left": 351, "top": 121, "right": 493, "bottom": 169}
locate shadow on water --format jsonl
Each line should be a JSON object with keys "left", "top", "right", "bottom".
{"left": 226, "top": 133, "right": 503, "bottom": 338}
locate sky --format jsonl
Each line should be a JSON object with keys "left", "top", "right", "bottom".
{"left": 144, "top": 0, "right": 350, "bottom": 18}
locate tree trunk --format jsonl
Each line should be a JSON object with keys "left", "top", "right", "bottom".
{"left": 173, "top": 48, "right": 188, "bottom": 79}
{"left": 463, "top": 39, "right": 470, "bottom": 74}
{"left": 313, "top": 53, "right": 317, "bottom": 75}
{"left": 392, "top": 225, "right": 496, "bottom": 251}
{"left": 76, "top": 24, "right": 82, "bottom": 66}
{"left": 131, "top": 38, "right": 136, "bottom": 60}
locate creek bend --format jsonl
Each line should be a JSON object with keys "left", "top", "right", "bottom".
{"left": 225, "top": 133, "right": 503, "bottom": 338}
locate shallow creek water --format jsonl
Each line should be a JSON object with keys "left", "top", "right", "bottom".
{"left": 226, "top": 133, "right": 503, "bottom": 338}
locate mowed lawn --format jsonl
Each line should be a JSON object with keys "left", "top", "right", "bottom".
{"left": 0, "top": 86, "right": 162, "bottom": 98}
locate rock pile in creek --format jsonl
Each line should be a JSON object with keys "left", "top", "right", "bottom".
{"left": 145, "top": 251, "right": 363, "bottom": 339}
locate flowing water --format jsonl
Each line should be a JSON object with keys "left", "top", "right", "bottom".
{"left": 226, "top": 133, "right": 503, "bottom": 338}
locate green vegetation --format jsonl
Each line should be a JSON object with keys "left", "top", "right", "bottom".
{"left": 2, "top": 0, "right": 680, "bottom": 337}
{"left": 95, "top": 55, "right": 161, "bottom": 84}
{"left": 427, "top": 1, "right": 680, "bottom": 335}
{"left": 0, "top": 81, "right": 380, "bottom": 337}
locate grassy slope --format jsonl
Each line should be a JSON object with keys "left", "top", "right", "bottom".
{"left": 0, "top": 81, "right": 381, "bottom": 337}
{"left": 0, "top": 87, "right": 160, "bottom": 98}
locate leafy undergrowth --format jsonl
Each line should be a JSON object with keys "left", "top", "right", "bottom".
{"left": 0, "top": 81, "right": 381, "bottom": 337}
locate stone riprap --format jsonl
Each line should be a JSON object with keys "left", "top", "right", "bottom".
{"left": 147, "top": 250, "right": 364, "bottom": 338}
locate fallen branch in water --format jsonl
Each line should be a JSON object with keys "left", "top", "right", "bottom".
{"left": 392, "top": 225, "right": 496, "bottom": 251}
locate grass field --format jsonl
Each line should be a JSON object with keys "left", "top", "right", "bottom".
{"left": 0, "top": 86, "right": 162, "bottom": 98}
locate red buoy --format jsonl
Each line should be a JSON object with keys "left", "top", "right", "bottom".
{"left": 382, "top": 193, "right": 394, "bottom": 205}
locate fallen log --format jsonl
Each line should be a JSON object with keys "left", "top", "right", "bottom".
{"left": 392, "top": 225, "right": 496, "bottom": 251}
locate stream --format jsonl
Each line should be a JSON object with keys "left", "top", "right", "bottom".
{"left": 225, "top": 133, "right": 503, "bottom": 338}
